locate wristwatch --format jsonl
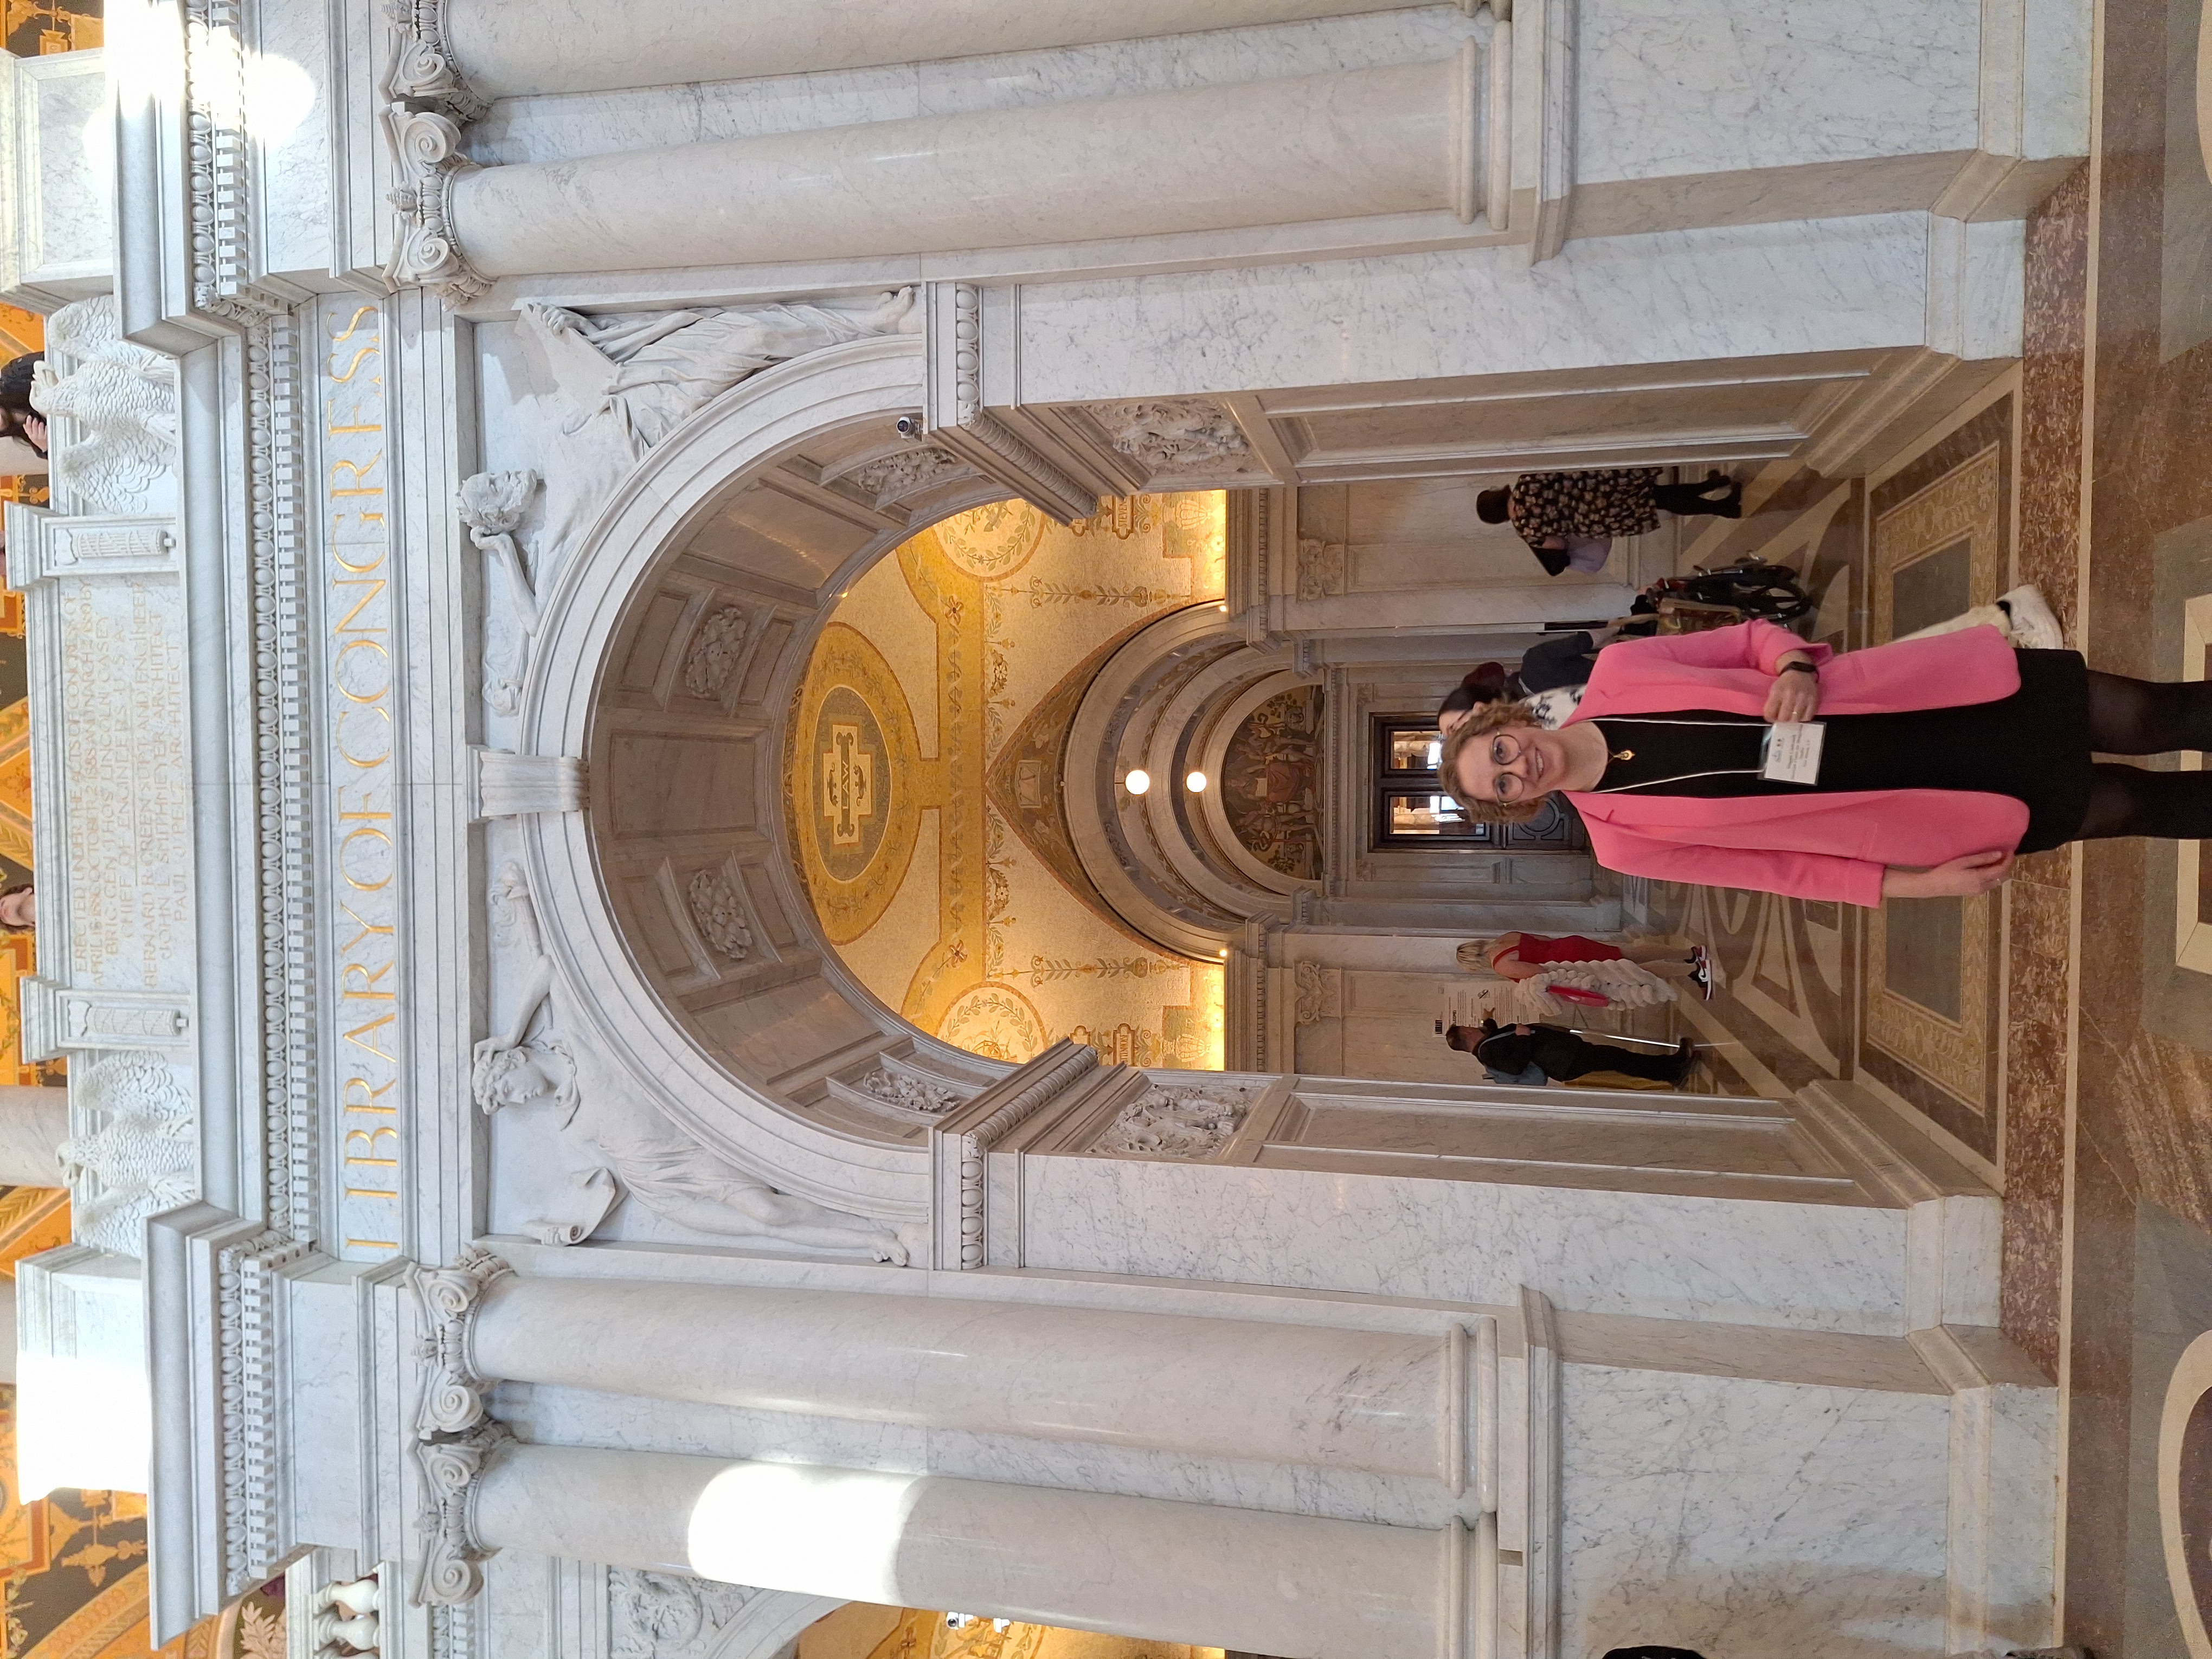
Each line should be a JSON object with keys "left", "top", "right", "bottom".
{"left": 1779, "top": 660, "right": 1818, "bottom": 676}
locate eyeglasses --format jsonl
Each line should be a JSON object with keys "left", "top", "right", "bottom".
{"left": 1488, "top": 732, "right": 1527, "bottom": 802}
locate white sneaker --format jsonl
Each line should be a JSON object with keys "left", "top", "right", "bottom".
{"left": 1996, "top": 584, "right": 2065, "bottom": 650}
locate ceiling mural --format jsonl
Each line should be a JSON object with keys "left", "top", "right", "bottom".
{"left": 789, "top": 493, "right": 1227, "bottom": 1069}
{"left": 1222, "top": 685, "right": 1324, "bottom": 882}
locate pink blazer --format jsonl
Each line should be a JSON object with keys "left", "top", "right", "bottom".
{"left": 1561, "top": 620, "right": 2030, "bottom": 908}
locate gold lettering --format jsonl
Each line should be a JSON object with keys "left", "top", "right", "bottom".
{"left": 326, "top": 304, "right": 379, "bottom": 343}
{"left": 331, "top": 578, "right": 387, "bottom": 629}
{"left": 345, "top": 1235, "right": 400, "bottom": 1250}
{"left": 341, "top": 960, "right": 395, "bottom": 1000}
{"left": 335, "top": 708, "right": 393, "bottom": 771}
{"left": 333, "top": 538, "right": 386, "bottom": 574}
{"left": 329, "top": 453, "right": 385, "bottom": 496}
{"left": 337, "top": 908, "right": 395, "bottom": 959}
{"left": 327, "top": 345, "right": 382, "bottom": 383}
{"left": 344, "top": 1011, "right": 397, "bottom": 1058}
{"left": 333, "top": 636, "right": 392, "bottom": 703}
{"left": 339, "top": 826, "right": 395, "bottom": 892}
{"left": 344, "top": 1127, "right": 401, "bottom": 1167}
{"left": 342, "top": 1075, "right": 397, "bottom": 1113}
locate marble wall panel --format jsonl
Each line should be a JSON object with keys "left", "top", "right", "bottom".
{"left": 1015, "top": 1156, "right": 1913, "bottom": 1331}
{"left": 1574, "top": 0, "right": 1978, "bottom": 185}
{"left": 1557, "top": 1364, "right": 1952, "bottom": 1658}
{"left": 1013, "top": 218, "right": 1937, "bottom": 405}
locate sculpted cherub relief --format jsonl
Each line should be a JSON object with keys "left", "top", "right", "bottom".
{"left": 473, "top": 863, "right": 911, "bottom": 1263}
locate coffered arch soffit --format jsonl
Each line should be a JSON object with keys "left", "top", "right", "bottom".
{"left": 517, "top": 337, "right": 1015, "bottom": 1216}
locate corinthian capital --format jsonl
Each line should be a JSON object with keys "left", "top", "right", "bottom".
{"left": 413, "top": 1423, "right": 509, "bottom": 1606}
{"left": 381, "top": 0, "right": 490, "bottom": 125}
{"left": 382, "top": 108, "right": 490, "bottom": 306}
{"left": 407, "top": 1244, "right": 512, "bottom": 1438}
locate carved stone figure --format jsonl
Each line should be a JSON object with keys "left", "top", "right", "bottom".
{"left": 681, "top": 606, "right": 750, "bottom": 700}
{"left": 475, "top": 863, "right": 910, "bottom": 1262}
{"left": 458, "top": 470, "right": 543, "bottom": 715}
{"left": 684, "top": 867, "right": 752, "bottom": 960}
{"left": 1092, "top": 397, "right": 1252, "bottom": 478}
{"left": 61, "top": 1049, "right": 198, "bottom": 1257}
{"left": 507, "top": 288, "right": 922, "bottom": 578}
{"left": 31, "top": 297, "right": 180, "bottom": 515}
{"left": 610, "top": 1570, "right": 755, "bottom": 1659}
{"left": 1095, "top": 1085, "right": 1252, "bottom": 1161}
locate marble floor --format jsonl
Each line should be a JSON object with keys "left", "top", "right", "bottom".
{"left": 1637, "top": 7, "right": 2212, "bottom": 1649}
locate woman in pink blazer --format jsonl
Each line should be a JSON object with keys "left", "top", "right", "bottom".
{"left": 1439, "top": 619, "right": 2212, "bottom": 906}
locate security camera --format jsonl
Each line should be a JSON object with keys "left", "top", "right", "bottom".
{"left": 896, "top": 415, "right": 924, "bottom": 436}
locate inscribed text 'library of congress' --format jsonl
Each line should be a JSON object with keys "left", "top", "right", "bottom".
{"left": 5, "top": 3, "right": 2212, "bottom": 1659}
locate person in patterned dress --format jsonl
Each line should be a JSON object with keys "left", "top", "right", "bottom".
{"left": 1476, "top": 467, "right": 1743, "bottom": 575}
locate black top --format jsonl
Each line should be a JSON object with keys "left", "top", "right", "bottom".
{"left": 1587, "top": 648, "right": 2094, "bottom": 854}
{"left": 1519, "top": 631, "right": 1599, "bottom": 693}
{"left": 1473, "top": 1019, "right": 1587, "bottom": 1078}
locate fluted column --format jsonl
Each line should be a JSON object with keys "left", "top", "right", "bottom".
{"left": 0, "top": 1084, "right": 67, "bottom": 1187}
{"left": 471, "top": 1443, "right": 1474, "bottom": 1659}
{"left": 398, "top": 57, "right": 1479, "bottom": 288}
{"left": 469, "top": 1273, "right": 1470, "bottom": 1479}
{"left": 406, "top": 0, "right": 1433, "bottom": 104}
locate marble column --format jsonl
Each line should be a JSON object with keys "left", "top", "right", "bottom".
{"left": 472, "top": 1442, "right": 1468, "bottom": 1659}
{"left": 0, "top": 1084, "right": 67, "bottom": 1187}
{"left": 470, "top": 1275, "right": 1465, "bottom": 1479}
{"left": 434, "top": 0, "right": 1433, "bottom": 102}
{"left": 436, "top": 57, "right": 1478, "bottom": 279}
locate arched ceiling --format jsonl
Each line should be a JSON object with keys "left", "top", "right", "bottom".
{"left": 788, "top": 494, "right": 1231, "bottom": 1069}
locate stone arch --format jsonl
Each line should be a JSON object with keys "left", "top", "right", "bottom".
{"left": 517, "top": 335, "right": 1017, "bottom": 1223}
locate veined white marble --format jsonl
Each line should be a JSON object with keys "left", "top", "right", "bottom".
{"left": 0, "top": 50, "right": 110, "bottom": 303}
{"left": 470, "top": 9, "right": 1483, "bottom": 166}
{"left": 1558, "top": 1364, "right": 1952, "bottom": 1658}
{"left": 452, "top": 61, "right": 1468, "bottom": 276}
{"left": 1015, "top": 1157, "right": 1917, "bottom": 1333}
{"left": 1010, "top": 215, "right": 1943, "bottom": 404}
{"left": 1574, "top": 0, "right": 1978, "bottom": 184}
{"left": 452, "top": 0, "right": 1468, "bottom": 104}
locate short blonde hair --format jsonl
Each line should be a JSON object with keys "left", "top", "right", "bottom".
{"left": 1456, "top": 940, "right": 1493, "bottom": 969}
{"left": 1439, "top": 703, "right": 1551, "bottom": 825}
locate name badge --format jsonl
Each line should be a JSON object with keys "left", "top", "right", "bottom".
{"left": 1761, "top": 721, "right": 1825, "bottom": 785}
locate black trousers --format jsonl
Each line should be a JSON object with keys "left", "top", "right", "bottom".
{"left": 1651, "top": 478, "right": 1738, "bottom": 516}
{"left": 1553, "top": 1037, "right": 1684, "bottom": 1083}
{"left": 1482, "top": 1024, "right": 1683, "bottom": 1082}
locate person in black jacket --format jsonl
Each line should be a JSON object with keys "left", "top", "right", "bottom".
{"left": 1446, "top": 1018, "right": 1695, "bottom": 1086}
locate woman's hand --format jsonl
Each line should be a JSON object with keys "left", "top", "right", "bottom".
{"left": 1881, "top": 849, "right": 2016, "bottom": 899}
{"left": 1763, "top": 650, "right": 1821, "bottom": 722}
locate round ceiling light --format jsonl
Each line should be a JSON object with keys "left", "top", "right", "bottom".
{"left": 1185, "top": 770, "right": 1208, "bottom": 793}
{"left": 1123, "top": 769, "right": 1151, "bottom": 795}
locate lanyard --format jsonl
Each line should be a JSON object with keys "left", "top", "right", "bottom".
{"left": 1587, "top": 715, "right": 1770, "bottom": 794}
